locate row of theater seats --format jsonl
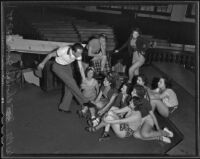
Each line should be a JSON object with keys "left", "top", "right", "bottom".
{"left": 27, "top": 13, "right": 116, "bottom": 51}
{"left": 73, "top": 20, "right": 116, "bottom": 51}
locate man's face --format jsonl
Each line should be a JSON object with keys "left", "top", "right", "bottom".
{"left": 74, "top": 49, "right": 83, "bottom": 58}
{"left": 99, "top": 37, "right": 106, "bottom": 46}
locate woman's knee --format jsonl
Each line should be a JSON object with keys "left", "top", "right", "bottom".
{"left": 151, "top": 100, "right": 169, "bottom": 117}
{"left": 96, "top": 102, "right": 104, "bottom": 109}
{"left": 140, "top": 129, "right": 151, "bottom": 138}
{"left": 129, "top": 66, "right": 136, "bottom": 73}
{"left": 140, "top": 122, "right": 152, "bottom": 138}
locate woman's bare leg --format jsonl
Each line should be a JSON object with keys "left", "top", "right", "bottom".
{"left": 151, "top": 100, "right": 169, "bottom": 117}
{"left": 110, "top": 124, "right": 127, "bottom": 138}
{"left": 104, "top": 114, "right": 126, "bottom": 138}
{"left": 128, "top": 60, "right": 144, "bottom": 82}
{"left": 140, "top": 121, "right": 169, "bottom": 140}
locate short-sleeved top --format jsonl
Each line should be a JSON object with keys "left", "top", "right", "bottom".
{"left": 86, "top": 38, "right": 101, "bottom": 55}
{"left": 135, "top": 98, "right": 152, "bottom": 118}
{"left": 55, "top": 46, "right": 82, "bottom": 65}
{"left": 100, "top": 85, "right": 118, "bottom": 101}
{"left": 81, "top": 78, "right": 98, "bottom": 101}
{"left": 113, "top": 93, "right": 131, "bottom": 109}
{"left": 162, "top": 89, "right": 178, "bottom": 107}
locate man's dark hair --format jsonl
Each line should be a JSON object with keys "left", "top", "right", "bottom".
{"left": 71, "top": 43, "right": 84, "bottom": 52}
{"left": 99, "top": 33, "right": 107, "bottom": 40}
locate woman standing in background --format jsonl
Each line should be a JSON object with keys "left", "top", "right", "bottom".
{"left": 115, "top": 28, "right": 151, "bottom": 83}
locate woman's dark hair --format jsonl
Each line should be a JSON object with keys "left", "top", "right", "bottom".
{"left": 71, "top": 43, "right": 84, "bottom": 52}
{"left": 161, "top": 76, "right": 172, "bottom": 88}
{"left": 85, "top": 67, "right": 95, "bottom": 77}
{"left": 151, "top": 77, "right": 160, "bottom": 90}
{"left": 134, "top": 84, "right": 146, "bottom": 99}
{"left": 131, "top": 27, "right": 142, "bottom": 35}
{"left": 137, "top": 74, "right": 148, "bottom": 86}
{"left": 120, "top": 82, "right": 133, "bottom": 95}
{"left": 131, "top": 96, "right": 143, "bottom": 110}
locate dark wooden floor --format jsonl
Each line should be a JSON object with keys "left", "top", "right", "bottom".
{"left": 7, "top": 64, "right": 196, "bottom": 156}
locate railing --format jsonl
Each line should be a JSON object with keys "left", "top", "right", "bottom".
{"left": 146, "top": 46, "right": 195, "bottom": 72}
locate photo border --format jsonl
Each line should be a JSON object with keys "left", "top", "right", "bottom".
{"left": 1, "top": 0, "right": 199, "bottom": 158}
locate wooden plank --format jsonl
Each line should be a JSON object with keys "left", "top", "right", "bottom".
{"left": 6, "top": 35, "right": 74, "bottom": 54}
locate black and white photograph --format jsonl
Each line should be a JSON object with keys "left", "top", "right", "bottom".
{"left": 1, "top": 1, "right": 199, "bottom": 158}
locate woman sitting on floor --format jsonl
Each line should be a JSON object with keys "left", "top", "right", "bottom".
{"left": 130, "top": 85, "right": 174, "bottom": 144}
{"left": 134, "top": 76, "right": 175, "bottom": 143}
{"left": 111, "top": 82, "right": 132, "bottom": 110}
{"left": 86, "top": 74, "right": 118, "bottom": 127}
{"left": 136, "top": 74, "right": 159, "bottom": 94}
{"left": 86, "top": 85, "right": 173, "bottom": 143}
{"left": 77, "top": 67, "right": 99, "bottom": 118}
{"left": 85, "top": 82, "right": 132, "bottom": 141}
{"left": 149, "top": 76, "right": 179, "bottom": 117}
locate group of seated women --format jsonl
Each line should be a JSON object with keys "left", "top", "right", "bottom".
{"left": 76, "top": 66, "right": 179, "bottom": 144}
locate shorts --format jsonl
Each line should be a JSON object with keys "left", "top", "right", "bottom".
{"left": 92, "top": 57, "right": 110, "bottom": 73}
{"left": 120, "top": 123, "right": 135, "bottom": 138}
